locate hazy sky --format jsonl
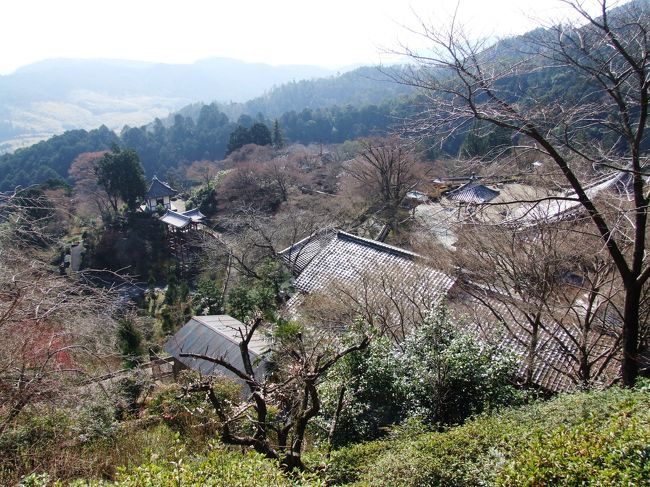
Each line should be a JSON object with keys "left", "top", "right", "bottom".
{"left": 1, "top": 0, "right": 604, "bottom": 75}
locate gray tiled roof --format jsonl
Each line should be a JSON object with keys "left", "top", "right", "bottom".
{"left": 294, "top": 231, "right": 442, "bottom": 293}
{"left": 449, "top": 289, "right": 620, "bottom": 392}
{"left": 164, "top": 315, "right": 270, "bottom": 379}
{"left": 146, "top": 176, "right": 177, "bottom": 199}
{"left": 182, "top": 208, "right": 206, "bottom": 222}
{"left": 278, "top": 229, "right": 337, "bottom": 275}
{"left": 285, "top": 231, "right": 455, "bottom": 332}
{"left": 447, "top": 183, "right": 500, "bottom": 204}
{"left": 160, "top": 210, "right": 191, "bottom": 228}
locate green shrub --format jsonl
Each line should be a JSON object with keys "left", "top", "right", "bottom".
{"left": 65, "top": 448, "right": 323, "bottom": 487}
{"left": 320, "top": 308, "right": 524, "bottom": 447}
{"left": 146, "top": 374, "right": 241, "bottom": 439}
{"left": 74, "top": 398, "right": 119, "bottom": 443}
{"left": 497, "top": 398, "right": 650, "bottom": 486}
{"left": 397, "top": 307, "right": 525, "bottom": 425}
{"left": 327, "top": 384, "right": 650, "bottom": 486}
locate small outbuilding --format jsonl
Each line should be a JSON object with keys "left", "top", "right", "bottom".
{"left": 163, "top": 315, "right": 271, "bottom": 381}
{"left": 446, "top": 182, "right": 500, "bottom": 204}
{"left": 145, "top": 176, "right": 178, "bottom": 212}
{"left": 159, "top": 208, "right": 206, "bottom": 232}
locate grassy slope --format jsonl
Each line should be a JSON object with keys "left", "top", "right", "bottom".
{"left": 18, "top": 383, "right": 650, "bottom": 486}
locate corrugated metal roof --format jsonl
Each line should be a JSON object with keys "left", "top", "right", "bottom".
{"left": 447, "top": 183, "right": 500, "bottom": 204}
{"left": 146, "top": 176, "right": 177, "bottom": 199}
{"left": 163, "top": 315, "right": 271, "bottom": 379}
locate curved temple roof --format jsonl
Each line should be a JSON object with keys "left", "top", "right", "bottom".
{"left": 446, "top": 182, "right": 500, "bottom": 204}
{"left": 146, "top": 176, "right": 178, "bottom": 199}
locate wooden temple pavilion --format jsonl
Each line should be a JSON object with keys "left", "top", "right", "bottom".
{"left": 159, "top": 208, "right": 206, "bottom": 271}
{"left": 145, "top": 176, "right": 178, "bottom": 212}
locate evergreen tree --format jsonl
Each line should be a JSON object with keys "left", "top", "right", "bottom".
{"left": 95, "top": 146, "right": 147, "bottom": 212}
{"left": 117, "top": 317, "right": 144, "bottom": 368}
{"left": 272, "top": 119, "right": 284, "bottom": 148}
{"left": 226, "top": 125, "right": 252, "bottom": 155}
{"left": 164, "top": 272, "right": 179, "bottom": 305}
{"left": 250, "top": 122, "right": 272, "bottom": 146}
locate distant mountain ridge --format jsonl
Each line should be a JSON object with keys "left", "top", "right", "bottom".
{"left": 0, "top": 57, "right": 337, "bottom": 153}
{"left": 4, "top": 0, "right": 645, "bottom": 192}
{"left": 215, "top": 66, "right": 415, "bottom": 120}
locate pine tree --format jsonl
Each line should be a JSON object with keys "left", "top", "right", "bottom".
{"left": 272, "top": 119, "right": 284, "bottom": 148}
{"left": 117, "top": 317, "right": 144, "bottom": 368}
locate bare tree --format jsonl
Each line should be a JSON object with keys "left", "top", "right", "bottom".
{"left": 68, "top": 151, "right": 112, "bottom": 219}
{"left": 452, "top": 222, "right": 628, "bottom": 389}
{"left": 182, "top": 159, "right": 221, "bottom": 187}
{"left": 397, "top": 0, "right": 650, "bottom": 385}
{"left": 298, "top": 265, "right": 452, "bottom": 345}
{"left": 0, "top": 191, "right": 121, "bottom": 434}
{"left": 181, "top": 316, "right": 370, "bottom": 471}
{"left": 345, "top": 137, "right": 424, "bottom": 235}
{"left": 210, "top": 205, "right": 339, "bottom": 281}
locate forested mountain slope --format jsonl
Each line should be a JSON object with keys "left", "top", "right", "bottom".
{"left": 3, "top": 0, "right": 647, "bottom": 191}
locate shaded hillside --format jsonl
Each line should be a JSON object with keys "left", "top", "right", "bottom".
{"left": 0, "top": 126, "right": 118, "bottom": 189}
{"left": 0, "top": 99, "right": 412, "bottom": 190}
{"left": 214, "top": 65, "right": 416, "bottom": 120}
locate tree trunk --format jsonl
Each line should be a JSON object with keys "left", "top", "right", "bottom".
{"left": 327, "top": 385, "right": 347, "bottom": 459}
{"left": 621, "top": 282, "right": 641, "bottom": 386}
{"left": 524, "top": 317, "right": 540, "bottom": 386}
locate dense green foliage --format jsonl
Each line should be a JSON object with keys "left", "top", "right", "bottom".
{"left": 95, "top": 146, "right": 147, "bottom": 212}
{"left": 75, "top": 450, "right": 318, "bottom": 486}
{"left": 0, "top": 126, "right": 118, "bottom": 190}
{"left": 226, "top": 122, "right": 272, "bottom": 155}
{"left": 12, "top": 382, "right": 648, "bottom": 486}
{"left": 327, "top": 382, "right": 650, "bottom": 486}
{"left": 117, "top": 317, "right": 144, "bottom": 368}
{"left": 185, "top": 185, "right": 218, "bottom": 216}
{"left": 322, "top": 309, "right": 523, "bottom": 447}
{"left": 89, "top": 212, "right": 170, "bottom": 278}
{"left": 192, "top": 278, "right": 223, "bottom": 315}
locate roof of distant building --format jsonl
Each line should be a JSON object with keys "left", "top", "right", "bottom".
{"left": 159, "top": 209, "right": 205, "bottom": 228}
{"left": 406, "top": 190, "right": 430, "bottom": 203}
{"left": 160, "top": 210, "right": 192, "bottom": 228}
{"left": 278, "top": 229, "right": 337, "bottom": 275}
{"left": 507, "top": 173, "right": 623, "bottom": 225}
{"left": 447, "top": 182, "right": 500, "bottom": 204}
{"left": 283, "top": 230, "right": 455, "bottom": 320}
{"left": 146, "top": 176, "right": 177, "bottom": 199}
{"left": 164, "top": 315, "right": 271, "bottom": 378}
{"left": 182, "top": 208, "right": 206, "bottom": 222}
